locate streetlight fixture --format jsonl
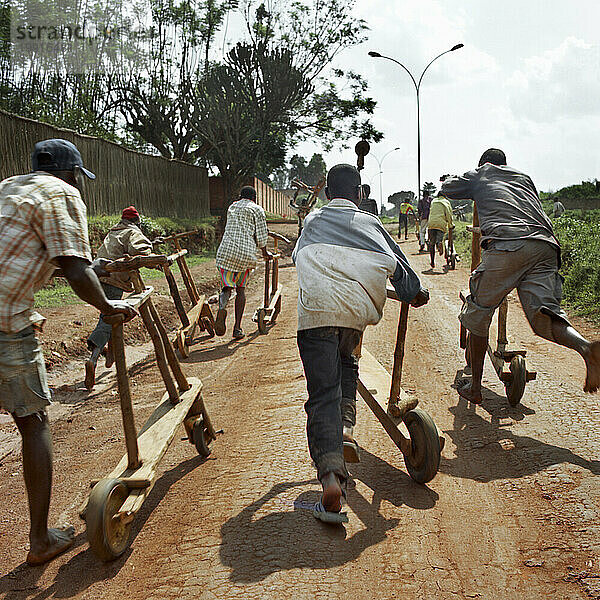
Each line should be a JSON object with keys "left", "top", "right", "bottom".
{"left": 369, "top": 147, "right": 400, "bottom": 213}
{"left": 369, "top": 44, "right": 464, "bottom": 203}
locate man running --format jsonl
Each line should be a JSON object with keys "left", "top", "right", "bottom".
{"left": 442, "top": 148, "right": 600, "bottom": 402}
{"left": 427, "top": 192, "right": 454, "bottom": 269}
{"left": 398, "top": 199, "right": 416, "bottom": 240}
{"left": 0, "top": 139, "right": 136, "bottom": 565}
{"left": 215, "top": 185, "right": 271, "bottom": 339}
{"left": 358, "top": 184, "right": 378, "bottom": 215}
{"left": 417, "top": 192, "right": 432, "bottom": 252}
{"left": 293, "top": 164, "right": 428, "bottom": 520}
{"left": 85, "top": 206, "right": 155, "bottom": 389}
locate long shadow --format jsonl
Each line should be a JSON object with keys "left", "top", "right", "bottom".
{"left": 220, "top": 456, "right": 438, "bottom": 584}
{"left": 0, "top": 455, "right": 208, "bottom": 599}
{"left": 184, "top": 330, "right": 260, "bottom": 364}
{"left": 442, "top": 372, "right": 600, "bottom": 482}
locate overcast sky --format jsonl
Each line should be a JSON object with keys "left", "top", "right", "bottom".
{"left": 294, "top": 0, "right": 600, "bottom": 206}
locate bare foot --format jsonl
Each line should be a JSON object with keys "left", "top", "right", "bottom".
{"left": 321, "top": 472, "right": 342, "bottom": 513}
{"left": 457, "top": 382, "right": 483, "bottom": 404}
{"left": 584, "top": 341, "right": 600, "bottom": 393}
{"left": 26, "top": 526, "right": 75, "bottom": 566}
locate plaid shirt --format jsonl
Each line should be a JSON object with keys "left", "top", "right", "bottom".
{"left": 0, "top": 172, "right": 92, "bottom": 333}
{"left": 216, "top": 199, "right": 268, "bottom": 271}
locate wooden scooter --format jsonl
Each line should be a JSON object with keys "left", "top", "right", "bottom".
{"left": 81, "top": 254, "right": 217, "bottom": 561}
{"left": 357, "top": 288, "right": 443, "bottom": 484}
{"left": 459, "top": 207, "right": 537, "bottom": 406}
{"left": 158, "top": 232, "right": 216, "bottom": 357}
{"left": 289, "top": 177, "right": 326, "bottom": 236}
{"left": 252, "top": 231, "right": 291, "bottom": 334}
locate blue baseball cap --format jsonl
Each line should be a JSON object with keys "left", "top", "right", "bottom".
{"left": 32, "top": 138, "right": 96, "bottom": 180}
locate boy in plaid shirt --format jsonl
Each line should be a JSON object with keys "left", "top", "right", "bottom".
{"left": 215, "top": 186, "right": 272, "bottom": 339}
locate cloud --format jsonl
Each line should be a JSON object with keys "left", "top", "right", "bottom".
{"left": 507, "top": 37, "right": 600, "bottom": 122}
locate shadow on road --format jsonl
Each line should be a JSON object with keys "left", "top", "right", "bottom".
{"left": 220, "top": 456, "right": 438, "bottom": 584}
{"left": 0, "top": 455, "right": 208, "bottom": 600}
{"left": 441, "top": 384, "right": 600, "bottom": 483}
{"left": 184, "top": 330, "right": 261, "bottom": 364}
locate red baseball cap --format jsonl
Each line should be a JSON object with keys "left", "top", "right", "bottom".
{"left": 122, "top": 206, "right": 140, "bottom": 220}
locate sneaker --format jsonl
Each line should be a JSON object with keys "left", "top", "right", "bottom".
{"left": 214, "top": 308, "right": 227, "bottom": 336}
{"left": 232, "top": 328, "right": 245, "bottom": 340}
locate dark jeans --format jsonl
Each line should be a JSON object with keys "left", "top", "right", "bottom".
{"left": 297, "top": 326, "right": 361, "bottom": 484}
{"left": 399, "top": 214, "right": 408, "bottom": 238}
{"left": 87, "top": 283, "right": 124, "bottom": 351}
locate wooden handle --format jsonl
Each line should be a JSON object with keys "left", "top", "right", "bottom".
{"left": 386, "top": 286, "right": 399, "bottom": 301}
{"left": 106, "top": 254, "right": 169, "bottom": 272}
{"left": 268, "top": 232, "right": 291, "bottom": 244}
{"left": 166, "top": 249, "right": 188, "bottom": 265}
{"left": 162, "top": 230, "right": 198, "bottom": 242}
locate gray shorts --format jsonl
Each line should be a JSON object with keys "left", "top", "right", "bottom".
{"left": 428, "top": 229, "right": 445, "bottom": 245}
{"left": 0, "top": 327, "right": 51, "bottom": 417}
{"left": 459, "top": 240, "right": 570, "bottom": 341}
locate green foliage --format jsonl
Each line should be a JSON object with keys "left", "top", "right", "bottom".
{"left": 453, "top": 211, "right": 600, "bottom": 323}
{"left": 553, "top": 213, "right": 600, "bottom": 321}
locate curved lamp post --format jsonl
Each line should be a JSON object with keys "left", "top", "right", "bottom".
{"left": 370, "top": 147, "right": 400, "bottom": 212}
{"left": 369, "top": 44, "right": 463, "bottom": 203}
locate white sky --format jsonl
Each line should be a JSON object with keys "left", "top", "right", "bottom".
{"left": 294, "top": 0, "right": 600, "bottom": 206}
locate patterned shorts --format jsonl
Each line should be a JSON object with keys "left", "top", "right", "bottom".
{"left": 0, "top": 326, "right": 51, "bottom": 417}
{"left": 219, "top": 268, "right": 251, "bottom": 288}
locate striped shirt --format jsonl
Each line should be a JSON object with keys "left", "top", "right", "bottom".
{"left": 0, "top": 172, "right": 92, "bottom": 333}
{"left": 216, "top": 199, "right": 268, "bottom": 272}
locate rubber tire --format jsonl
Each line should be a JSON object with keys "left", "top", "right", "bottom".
{"left": 86, "top": 478, "right": 131, "bottom": 561}
{"left": 272, "top": 296, "right": 282, "bottom": 322}
{"left": 192, "top": 417, "right": 211, "bottom": 458}
{"left": 403, "top": 408, "right": 441, "bottom": 484}
{"left": 505, "top": 354, "right": 527, "bottom": 406}
{"left": 257, "top": 308, "right": 267, "bottom": 335}
{"left": 202, "top": 317, "right": 215, "bottom": 338}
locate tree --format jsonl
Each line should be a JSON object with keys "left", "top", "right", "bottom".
{"left": 387, "top": 191, "right": 415, "bottom": 216}
{"left": 190, "top": 0, "right": 381, "bottom": 208}
{"left": 422, "top": 182, "right": 437, "bottom": 197}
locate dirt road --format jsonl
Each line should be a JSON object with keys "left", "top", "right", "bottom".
{"left": 1, "top": 234, "right": 599, "bottom": 599}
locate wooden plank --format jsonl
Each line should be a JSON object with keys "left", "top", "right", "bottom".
{"left": 97, "top": 378, "right": 203, "bottom": 515}
{"left": 166, "top": 249, "right": 188, "bottom": 265}
{"left": 357, "top": 349, "right": 412, "bottom": 455}
{"left": 182, "top": 296, "right": 206, "bottom": 336}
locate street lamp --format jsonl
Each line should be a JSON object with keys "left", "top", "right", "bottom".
{"left": 369, "top": 44, "right": 463, "bottom": 203}
{"left": 370, "top": 147, "right": 400, "bottom": 212}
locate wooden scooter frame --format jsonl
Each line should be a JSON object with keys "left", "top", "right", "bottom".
{"left": 458, "top": 207, "right": 537, "bottom": 405}
{"left": 252, "top": 232, "right": 290, "bottom": 334}
{"left": 159, "top": 232, "right": 217, "bottom": 357}
{"left": 357, "top": 288, "right": 443, "bottom": 484}
{"left": 81, "top": 254, "right": 217, "bottom": 561}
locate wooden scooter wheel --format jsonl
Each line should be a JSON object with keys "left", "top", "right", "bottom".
{"left": 271, "top": 296, "right": 282, "bottom": 322}
{"left": 257, "top": 308, "right": 267, "bottom": 335}
{"left": 192, "top": 417, "right": 212, "bottom": 458}
{"left": 403, "top": 408, "right": 441, "bottom": 484}
{"left": 505, "top": 355, "right": 527, "bottom": 406}
{"left": 202, "top": 317, "right": 215, "bottom": 338}
{"left": 86, "top": 478, "right": 131, "bottom": 561}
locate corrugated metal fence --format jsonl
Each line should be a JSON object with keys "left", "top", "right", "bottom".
{"left": 0, "top": 110, "right": 210, "bottom": 219}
